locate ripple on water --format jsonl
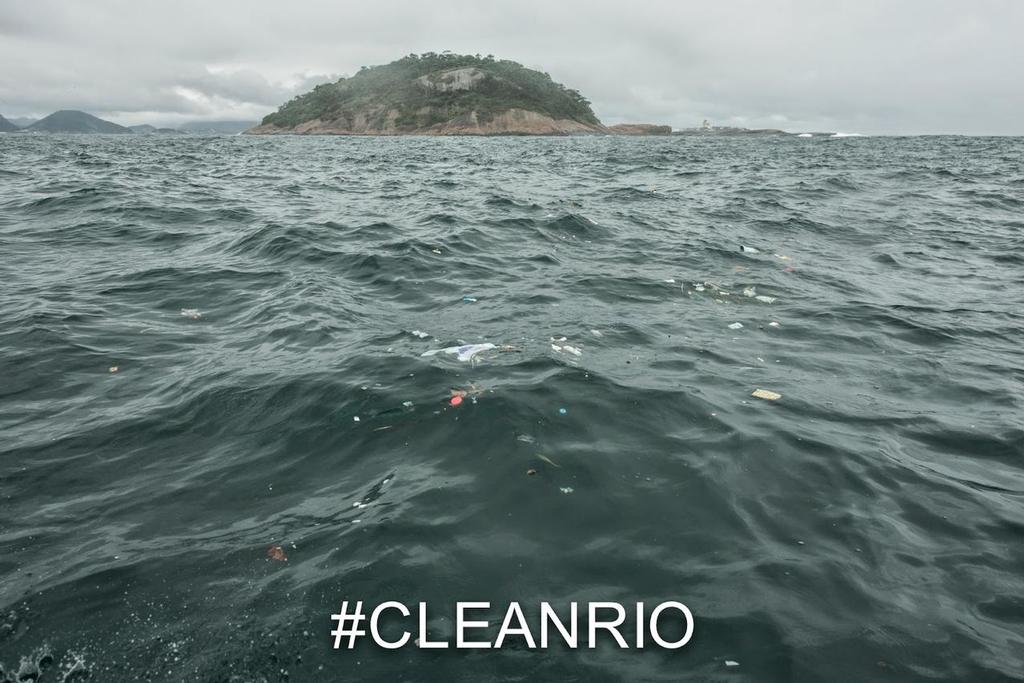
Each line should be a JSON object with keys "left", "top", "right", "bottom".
{"left": 0, "top": 133, "right": 1022, "bottom": 681}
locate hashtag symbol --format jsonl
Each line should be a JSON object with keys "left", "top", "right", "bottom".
{"left": 330, "top": 601, "right": 367, "bottom": 649}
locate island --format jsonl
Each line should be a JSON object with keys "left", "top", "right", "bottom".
{"left": 0, "top": 114, "right": 18, "bottom": 133}
{"left": 247, "top": 53, "right": 669, "bottom": 136}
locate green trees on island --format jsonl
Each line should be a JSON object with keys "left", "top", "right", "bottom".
{"left": 261, "top": 53, "right": 599, "bottom": 130}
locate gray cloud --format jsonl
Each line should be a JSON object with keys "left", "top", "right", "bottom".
{"left": 0, "top": 0, "right": 1020, "bottom": 133}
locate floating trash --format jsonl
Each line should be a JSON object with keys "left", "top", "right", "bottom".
{"left": 725, "top": 660, "right": 740, "bottom": 667}
{"left": 410, "top": 330, "right": 430, "bottom": 339}
{"left": 108, "top": 366, "right": 119, "bottom": 373}
{"left": 740, "top": 245, "right": 760, "bottom": 254}
{"left": 590, "top": 329, "right": 603, "bottom": 337}
{"left": 462, "top": 295, "right": 478, "bottom": 303}
{"left": 751, "top": 389, "right": 782, "bottom": 401}
{"left": 664, "top": 278, "right": 676, "bottom": 283}
{"left": 769, "top": 321, "right": 781, "bottom": 327}
{"left": 527, "top": 469, "right": 537, "bottom": 476}
{"left": 742, "top": 286, "right": 756, "bottom": 298}
{"left": 266, "top": 545, "right": 287, "bottom": 562}
{"left": 431, "top": 248, "right": 442, "bottom": 254}
{"left": 422, "top": 343, "right": 497, "bottom": 362}
{"left": 450, "top": 395, "right": 463, "bottom": 407}
{"left": 558, "top": 407, "right": 567, "bottom": 415}
{"left": 180, "top": 308, "right": 202, "bottom": 320}
{"left": 755, "top": 295, "right": 776, "bottom": 304}
{"left": 560, "top": 487, "right": 574, "bottom": 494}
{"left": 453, "top": 384, "right": 485, "bottom": 399}
{"left": 728, "top": 322, "right": 744, "bottom": 330}
{"left": 402, "top": 400, "right": 414, "bottom": 407}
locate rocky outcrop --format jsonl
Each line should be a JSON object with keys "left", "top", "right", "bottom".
{"left": 415, "top": 67, "right": 487, "bottom": 93}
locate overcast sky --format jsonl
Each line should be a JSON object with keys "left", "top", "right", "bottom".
{"left": 1, "top": 0, "right": 1021, "bottom": 134}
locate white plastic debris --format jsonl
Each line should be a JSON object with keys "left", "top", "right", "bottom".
{"left": 726, "top": 660, "right": 740, "bottom": 667}
{"left": 563, "top": 345, "right": 582, "bottom": 356}
{"left": 728, "top": 322, "right": 744, "bottom": 330}
{"left": 421, "top": 343, "right": 497, "bottom": 362}
{"left": 742, "top": 286, "right": 756, "bottom": 298}
{"left": 180, "top": 308, "right": 202, "bottom": 319}
{"left": 551, "top": 344, "right": 563, "bottom": 353}
{"left": 410, "top": 330, "right": 430, "bottom": 339}
{"left": 353, "top": 416, "right": 361, "bottom": 422}
{"left": 590, "top": 329, "right": 603, "bottom": 337}
{"left": 402, "top": 401, "right": 414, "bottom": 407}
{"left": 769, "top": 321, "right": 781, "bottom": 327}
{"left": 664, "top": 278, "right": 676, "bottom": 283}
{"left": 755, "top": 295, "right": 776, "bottom": 304}
{"left": 560, "top": 487, "right": 574, "bottom": 494}
{"left": 740, "top": 245, "right": 760, "bottom": 253}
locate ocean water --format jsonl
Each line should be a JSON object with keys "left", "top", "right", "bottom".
{"left": 1, "top": 134, "right": 1022, "bottom": 682}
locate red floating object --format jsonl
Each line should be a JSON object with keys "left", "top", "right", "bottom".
{"left": 450, "top": 395, "right": 463, "bottom": 406}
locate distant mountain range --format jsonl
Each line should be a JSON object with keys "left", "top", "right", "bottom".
{"left": 0, "top": 110, "right": 257, "bottom": 135}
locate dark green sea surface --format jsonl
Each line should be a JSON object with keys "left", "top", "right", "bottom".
{"left": 1, "top": 134, "right": 1022, "bottom": 681}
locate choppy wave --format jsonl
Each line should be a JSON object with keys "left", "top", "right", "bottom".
{"left": 1, "top": 133, "right": 1023, "bottom": 681}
